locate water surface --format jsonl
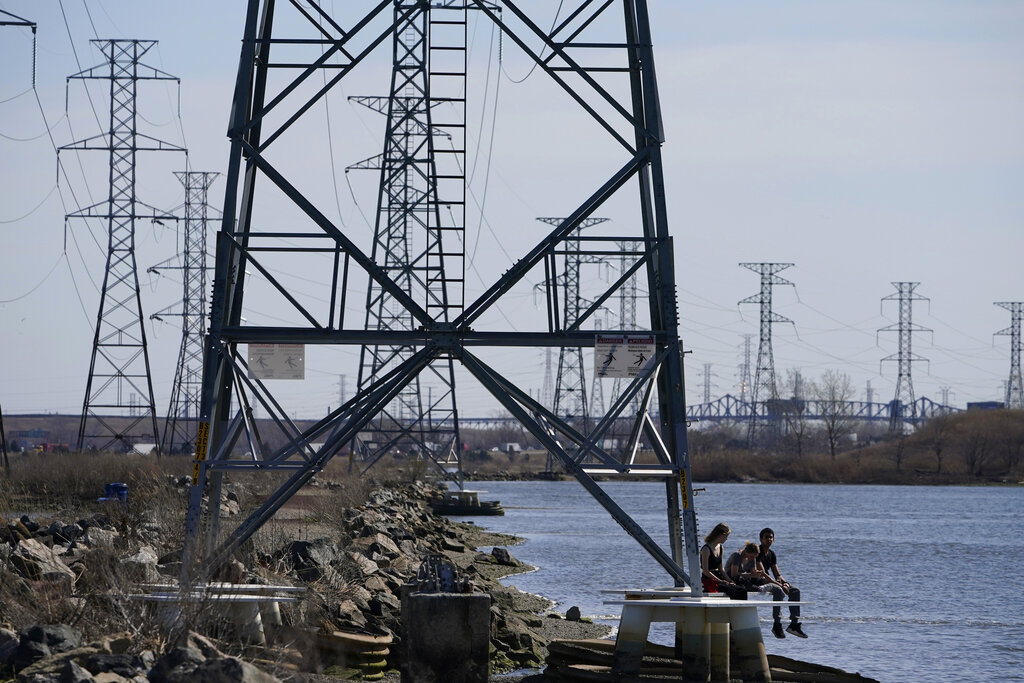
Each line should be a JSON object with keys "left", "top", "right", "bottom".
{"left": 454, "top": 481, "right": 1024, "bottom": 682}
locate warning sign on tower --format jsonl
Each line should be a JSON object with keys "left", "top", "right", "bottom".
{"left": 594, "top": 334, "right": 655, "bottom": 379}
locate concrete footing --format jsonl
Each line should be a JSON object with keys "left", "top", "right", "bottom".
{"left": 400, "top": 590, "right": 490, "bottom": 683}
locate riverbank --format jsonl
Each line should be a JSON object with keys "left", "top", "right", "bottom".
{"left": 1, "top": 469, "right": 610, "bottom": 681}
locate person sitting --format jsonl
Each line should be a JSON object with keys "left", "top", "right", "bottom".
{"left": 699, "top": 522, "right": 745, "bottom": 599}
{"left": 757, "top": 527, "right": 807, "bottom": 639}
{"left": 726, "top": 541, "right": 789, "bottom": 637}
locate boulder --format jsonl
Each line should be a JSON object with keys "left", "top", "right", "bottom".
{"left": 83, "top": 529, "right": 118, "bottom": 549}
{"left": 120, "top": 546, "right": 160, "bottom": 583}
{"left": 60, "top": 659, "right": 94, "bottom": 683}
{"left": 10, "top": 539, "right": 76, "bottom": 584}
{"left": 565, "top": 606, "right": 582, "bottom": 622}
{"left": 175, "top": 656, "right": 280, "bottom": 683}
{"left": 490, "top": 547, "right": 519, "bottom": 567}
{"left": 147, "top": 646, "right": 205, "bottom": 683}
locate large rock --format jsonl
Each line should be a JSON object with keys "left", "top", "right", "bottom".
{"left": 10, "top": 539, "right": 77, "bottom": 584}
{"left": 172, "top": 656, "right": 279, "bottom": 683}
{"left": 120, "top": 546, "right": 160, "bottom": 583}
{"left": 277, "top": 538, "right": 339, "bottom": 582}
{"left": 11, "top": 625, "right": 87, "bottom": 673}
{"left": 145, "top": 647, "right": 206, "bottom": 683}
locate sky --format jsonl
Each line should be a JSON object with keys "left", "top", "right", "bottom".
{"left": 1, "top": 0, "right": 1022, "bottom": 423}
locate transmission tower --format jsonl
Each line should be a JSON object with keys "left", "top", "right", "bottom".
{"left": 183, "top": 1, "right": 702, "bottom": 597}
{"left": 702, "top": 363, "right": 714, "bottom": 404}
{"left": 738, "top": 262, "right": 794, "bottom": 443}
{"left": 865, "top": 379, "right": 874, "bottom": 404}
{"left": 541, "top": 348, "right": 554, "bottom": 407}
{"left": 737, "top": 333, "right": 753, "bottom": 402}
{"left": 0, "top": 10, "right": 36, "bottom": 86}
{"left": 149, "top": 172, "right": 218, "bottom": 454}
{"left": 995, "top": 302, "right": 1024, "bottom": 409}
{"left": 540, "top": 216, "right": 609, "bottom": 427}
{"left": 345, "top": 2, "right": 465, "bottom": 481}
{"left": 61, "top": 40, "right": 185, "bottom": 452}
{"left": 878, "top": 282, "right": 930, "bottom": 432}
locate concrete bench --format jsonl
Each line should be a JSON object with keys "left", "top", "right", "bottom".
{"left": 129, "top": 583, "right": 304, "bottom": 645}
{"left": 604, "top": 597, "right": 812, "bottom": 683}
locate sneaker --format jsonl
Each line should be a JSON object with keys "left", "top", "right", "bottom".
{"left": 786, "top": 623, "right": 808, "bottom": 639}
{"left": 772, "top": 621, "right": 785, "bottom": 639}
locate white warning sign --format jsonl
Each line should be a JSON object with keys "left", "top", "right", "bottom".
{"left": 247, "top": 343, "right": 305, "bottom": 380}
{"left": 594, "top": 334, "right": 656, "bottom": 379}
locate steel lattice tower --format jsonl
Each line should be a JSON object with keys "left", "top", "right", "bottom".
{"left": 541, "top": 216, "right": 608, "bottom": 426}
{"left": 150, "top": 172, "right": 219, "bottom": 454}
{"left": 702, "top": 363, "right": 713, "bottom": 404}
{"left": 879, "top": 282, "right": 930, "bottom": 432}
{"left": 183, "top": 1, "right": 702, "bottom": 597}
{"left": 738, "top": 333, "right": 753, "bottom": 402}
{"left": 343, "top": 2, "right": 465, "bottom": 482}
{"left": 609, "top": 239, "right": 642, "bottom": 418}
{"left": 995, "top": 302, "right": 1024, "bottom": 409}
{"left": 61, "top": 40, "right": 185, "bottom": 452}
{"left": 738, "top": 262, "right": 794, "bottom": 443}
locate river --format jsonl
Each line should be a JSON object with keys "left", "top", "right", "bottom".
{"left": 452, "top": 480, "right": 1024, "bottom": 682}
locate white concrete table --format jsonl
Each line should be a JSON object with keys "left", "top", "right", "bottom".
{"left": 605, "top": 596, "right": 812, "bottom": 683}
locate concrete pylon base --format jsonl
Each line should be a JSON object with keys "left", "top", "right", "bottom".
{"left": 401, "top": 590, "right": 491, "bottom": 683}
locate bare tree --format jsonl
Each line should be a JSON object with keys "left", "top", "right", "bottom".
{"left": 778, "top": 369, "right": 811, "bottom": 458}
{"left": 923, "top": 414, "right": 951, "bottom": 473}
{"left": 812, "top": 370, "right": 856, "bottom": 459}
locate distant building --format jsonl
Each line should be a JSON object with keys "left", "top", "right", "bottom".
{"left": 966, "top": 401, "right": 1005, "bottom": 411}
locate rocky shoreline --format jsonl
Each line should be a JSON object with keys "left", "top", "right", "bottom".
{"left": 1, "top": 478, "right": 609, "bottom": 682}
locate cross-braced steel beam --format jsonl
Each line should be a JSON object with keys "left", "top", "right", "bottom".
{"left": 183, "top": 0, "right": 701, "bottom": 594}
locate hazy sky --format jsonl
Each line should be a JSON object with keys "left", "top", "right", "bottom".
{"left": 1, "top": 1, "right": 1022, "bottom": 421}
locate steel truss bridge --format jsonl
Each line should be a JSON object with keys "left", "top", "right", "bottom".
{"left": 684, "top": 394, "right": 959, "bottom": 426}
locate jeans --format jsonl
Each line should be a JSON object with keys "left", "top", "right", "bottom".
{"left": 769, "top": 584, "right": 801, "bottom": 623}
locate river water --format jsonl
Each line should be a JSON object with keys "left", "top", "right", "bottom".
{"left": 452, "top": 481, "right": 1024, "bottom": 682}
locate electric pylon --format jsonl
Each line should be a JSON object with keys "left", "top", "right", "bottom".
{"left": 879, "top": 282, "right": 930, "bottom": 432}
{"left": 702, "top": 363, "right": 713, "bottom": 404}
{"left": 150, "top": 172, "right": 219, "bottom": 454}
{"left": 738, "top": 262, "right": 795, "bottom": 444}
{"left": 738, "top": 333, "right": 753, "bottom": 402}
{"left": 541, "top": 216, "right": 609, "bottom": 427}
{"left": 0, "top": 10, "right": 36, "bottom": 87}
{"left": 61, "top": 40, "right": 185, "bottom": 452}
{"left": 995, "top": 302, "right": 1024, "bottom": 409}
{"left": 541, "top": 348, "right": 554, "bottom": 407}
{"left": 183, "top": 1, "right": 702, "bottom": 595}
{"left": 344, "top": 2, "right": 465, "bottom": 484}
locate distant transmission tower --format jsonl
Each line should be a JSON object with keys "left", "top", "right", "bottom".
{"left": 610, "top": 240, "right": 642, "bottom": 417}
{"left": 702, "top": 363, "right": 713, "bottom": 404}
{"left": 865, "top": 379, "right": 874, "bottom": 404}
{"left": 150, "top": 172, "right": 218, "bottom": 454}
{"left": 540, "top": 216, "right": 609, "bottom": 426}
{"left": 346, "top": 3, "right": 466, "bottom": 479}
{"left": 995, "top": 302, "right": 1024, "bottom": 409}
{"left": 61, "top": 40, "right": 185, "bottom": 451}
{"left": 737, "top": 334, "right": 753, "bottom": 402}
{"left": 541, "top": 348, "right": 554, "bottom": 408}
{"left": 739, "top": 262, "right": 795, "bottom": 443}
{"left": 879, "top": 282, "right": 930, "bottom": 432}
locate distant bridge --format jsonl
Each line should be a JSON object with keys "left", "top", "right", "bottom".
{"left": 684, "top": 394, "right": 959, "bottom": 426}
{"left": 459, "top": 394, "right": 959, "bottom": 430}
